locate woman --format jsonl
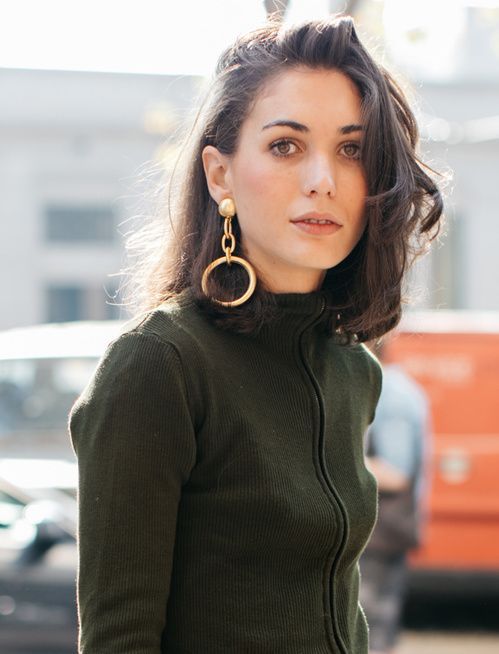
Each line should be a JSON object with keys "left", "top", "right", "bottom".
{"left": 69, "top": 15, "right": 443, "bottom": 654}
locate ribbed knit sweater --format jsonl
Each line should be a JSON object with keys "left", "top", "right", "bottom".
{"left": 69, "top": 287, "right": 382, "bottom": 654}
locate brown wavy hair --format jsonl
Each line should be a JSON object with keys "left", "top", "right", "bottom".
{"left": 122, "top": 15, "right": 444, "bottom": 342}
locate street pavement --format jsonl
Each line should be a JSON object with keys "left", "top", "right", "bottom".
{"left": 398, "top": 631, "right": 499, "bottom": 653}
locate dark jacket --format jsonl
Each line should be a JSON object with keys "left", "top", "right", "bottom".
{"left": 69, "top": 287, "right": 382, "bottom": 653}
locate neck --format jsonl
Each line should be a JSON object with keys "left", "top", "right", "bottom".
{"left": 257, "top": 269, "right": 327, "bottom": 294}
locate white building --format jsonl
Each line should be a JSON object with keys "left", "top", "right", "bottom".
{"left": 0, "top": 68, "right": 203, "bottom": 329}
{"left": 382, "top": 1, "right": 499, "bottom": 311}
{"left": 417, "top": 80, "right": 499, "bottom": 311}
{"left": 1, "top": 4, "right": 498, "bottom": 330}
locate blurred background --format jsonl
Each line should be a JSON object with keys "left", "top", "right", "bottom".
{"left": 0, "top": 1, "right": 498, "bottom": 653}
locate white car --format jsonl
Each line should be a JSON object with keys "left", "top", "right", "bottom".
{"left": 0, "top": 320, "right": 123, "bottom": 654}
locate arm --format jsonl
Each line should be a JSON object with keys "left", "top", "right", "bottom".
{"left": 365, "top": 455, "right": 410, "bottom": 492}
{"left": 69, "top": 332, "right": 197, "bottom": 653}
{"left": 365, "top": 410, "right": 417, "bottom": 493}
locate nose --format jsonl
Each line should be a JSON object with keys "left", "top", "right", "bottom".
{"left": 302, "top": 154, "right": 336, "bottom": 197}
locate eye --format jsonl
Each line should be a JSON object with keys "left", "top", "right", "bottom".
{"left": 269, "top": 139, "right": 299, "bottom": 157}
{"left": 340, "top": 142, "right": 362, "bottom": 160}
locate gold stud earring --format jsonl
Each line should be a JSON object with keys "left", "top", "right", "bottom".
{"left": 201, "top": 198, "right": 257, "bottom": 307}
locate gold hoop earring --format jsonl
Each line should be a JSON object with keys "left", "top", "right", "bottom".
{"left": 201, "top": 198, "right": 257, "bottom": 307}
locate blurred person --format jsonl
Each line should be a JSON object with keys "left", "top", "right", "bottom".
{"left": 360, "top": 339, "right": 431, "bottom": 654}
{"left": 68, "top": 15, "right": 443, "bottom": 654}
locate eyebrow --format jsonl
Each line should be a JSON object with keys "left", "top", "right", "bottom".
{"left": 261, "top": 119, "right": 364, "bottom": 135}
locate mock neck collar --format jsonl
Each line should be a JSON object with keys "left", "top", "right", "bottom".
{"left": 179, "top": 285, "right": 327, "bottom": 314}
{"left": 270, "top": 289, "right": 326, "bottom": 308}
{"left": 175, "top": 285, "right": 333, "bottom": 348}
{"left": 256, "top": 289, "right": 332, "bottom": 350}
{"left": 266, "top": 289, "right": 328, "bottom": 323}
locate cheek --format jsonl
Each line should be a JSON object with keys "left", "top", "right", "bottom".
{"left": 234, "top": 161, "right": 290, "bottom": 214}
{"left": 344, "top": 174, "right": 367, "bottom": 224}
{"left": 241, "top": 165, "right": 271, "bottom": 195}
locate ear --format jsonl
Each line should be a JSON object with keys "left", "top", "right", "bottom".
{"left": 201, "top": 145, "right": 234, "bottom": 204}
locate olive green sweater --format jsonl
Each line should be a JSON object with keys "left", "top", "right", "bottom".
{"left": 69, "top": 287, "right": 382, "bottom": 654}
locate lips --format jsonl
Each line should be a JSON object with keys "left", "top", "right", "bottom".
{"left": 297, "top": 218, "right": 334, "bottom": 225}
{"left": 290, "top": 213, "right": 342, "bottom": 236}
{"left": 291, "top": 212, "right": 342, "bottom": 226}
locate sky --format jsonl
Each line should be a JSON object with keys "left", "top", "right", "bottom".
{"left": 0, "top": 0, "right": 330, "bottom": 76}
{"left": 0, "top": 0, "right": 497, "bottom": 78}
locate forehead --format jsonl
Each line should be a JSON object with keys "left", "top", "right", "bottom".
{"left": 247, "top": 67, "right": 363, "bottom": 129}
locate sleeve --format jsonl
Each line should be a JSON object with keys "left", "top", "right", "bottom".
{"left": 68, "top": 331, "right": 197, "bottom": 654}
{"left": 369, "top": 416, "right": 416, "bottom": 479}
{"left": 369, "top": 384, "right": 429, "bottom": 481}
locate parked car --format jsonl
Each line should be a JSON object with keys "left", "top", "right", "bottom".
{"left": 0, "top": 320, "right": 124, "bottom": 461}
{"left": 0, "top": 320, "right": 123, "bottom": 654}
{"left": 0, "top": 458, "right": 77, "bottom": 653}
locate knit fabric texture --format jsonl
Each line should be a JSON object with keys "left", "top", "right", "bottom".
{"left": 69, "top": 287, "right": 382, "bottom": 653}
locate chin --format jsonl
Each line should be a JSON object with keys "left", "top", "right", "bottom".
{"left": 313, "top": 257, "right": 347, "bottom": 271}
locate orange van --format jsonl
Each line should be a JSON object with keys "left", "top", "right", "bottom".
{"left": 384, "top": 311, "right": 499, "bottom": 592}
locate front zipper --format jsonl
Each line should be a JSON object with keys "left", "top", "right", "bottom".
{"left": 298, "top": 295, "right": 350, "bottom": 654}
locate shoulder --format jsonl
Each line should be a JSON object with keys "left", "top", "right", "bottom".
{"left": 337, "top": 341, "right": 382, "bottom": 391}
{"left": 69, "top": 308, "right": 208, "bottom": 441}
{"left": 116, "top": 290, "right": 214, "bottom": 363}
{"left": 71, "top": 328, "right": 189, "bottom": 423}
{"left": 359, "top": 342, "right": 383, "bottom": 379}
{"left": 86, "top": 292, "right": 218, "bottom": 423}
{"left": 69, "top": 319, "right": 198, "bottom": 478}
{"left": 359, "top": 343, "right": 383, "bottom": 407}
{"left": 332, "top": 342, "right": 383, "bottom": 422}
{"left": 71, "top": 292, "right": 208, "bottom": 415}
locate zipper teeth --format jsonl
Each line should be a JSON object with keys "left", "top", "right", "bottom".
{"left": 299, "top": 296, "right": 349, "bottom": 654}
{"left": 315, "top": 382, "right": 349, "bottom": 654}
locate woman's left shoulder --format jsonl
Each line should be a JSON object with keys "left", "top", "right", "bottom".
{"left": 337, "top": 339, "right": 382, "bottom": 376}
{"left": 359, "top": 342, "right": 382, "bottom": 375}
{"left": 336, "top": 341, "right": 383, "bottom": 410}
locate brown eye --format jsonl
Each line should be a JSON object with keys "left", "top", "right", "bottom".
{"left": 270, "top": 139, "right": 298, "bottom": 157}
{"left": 341, "top": 142, "right": 361, "bottom": 160}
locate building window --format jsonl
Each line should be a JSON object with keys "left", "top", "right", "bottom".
{"left": 47, "top": 286, "right": 84, "bottom": 322}
{"left": 45, "top": 205, "right": 116, "bottom": 243}
{"left": 431, "top": 211, "right": 464, "bottom": 309}
{"left": 46, "top": 284, "right": 124, "bottom": 322}
{"left": 103, "top": 282, "right": 125, "bottom": 320}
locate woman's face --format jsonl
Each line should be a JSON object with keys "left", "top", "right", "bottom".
{"left": 203, "top": 67, "right": 368, "bottom": 293}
